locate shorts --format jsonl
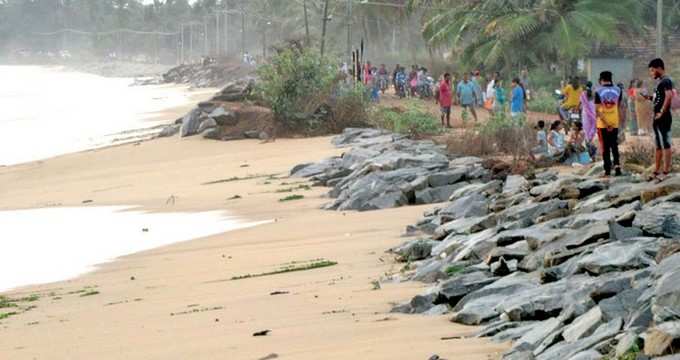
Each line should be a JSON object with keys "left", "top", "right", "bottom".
{"left": 440, "top": 106, "right": 451, "bottom": 115}
{"left": 653, "top": 118, "right": 673, "bottom": 149}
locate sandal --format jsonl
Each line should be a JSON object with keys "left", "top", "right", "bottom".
{"left": 648, "top": 172, "right": 661, "bottom": 182}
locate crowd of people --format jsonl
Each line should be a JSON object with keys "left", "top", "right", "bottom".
{"left": 534, "top": 58, "right": 675, "bottom": 180}
{"left": 351, "top": 57, "right": 674, "bottom": 180}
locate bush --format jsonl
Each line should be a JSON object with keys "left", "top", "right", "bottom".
{"left": 446, "top": 112, "right": 535, "bottom": 167}
{"left": 527, "top": 89, "right": 558, "bottom": 114}
{"left": 370, "top": 100, "right": 441, "bottom": 138}
{"left": 254, "top": 47, "right": 369, "bottom": 134}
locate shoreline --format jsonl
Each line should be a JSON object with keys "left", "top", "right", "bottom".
{"left": 0, "top": 135, "right": 507, "bottom": 359}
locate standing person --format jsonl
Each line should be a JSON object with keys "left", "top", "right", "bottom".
{"left": 363, "top": 61, "right": 372, "bottom": 85}
{"left": 635, "top": 80, "right": 653, "bottom": 135}
{"left": 392, "top": 64, "right": 401, "bottom": 90}
{"left": 438, "top": 73, "right": 453, "bottom": 128}
{"left": 485, "top": 72, "right": 498, "bottom": 114}
{"left": 471, "top": 70, "right": 483, "bottom": 107}
{"left": 581, "top": 81, "right": 597, "bottom": 142}
{"left": 648, "top": 58, "right": 674, "bottom": 179}
{"left": 510, "top": 78, "right": 526, "bottom": 120}
{"left": 595, "top": 71, "right": 623, "bottom": 177}
{"left": 457, "top": 73, "right": 478, "bottom": 122}
{"left": 378, "top": 64, "right": 389, "bottom": 94}
{"left": 370, "top": 67, "right": 380, "bottom": 103}
{"left": 494, "top": 79, "right": 506, "bottom": 113}
{"left": 395, "top": 67, "right": 407, "bottom": 98}
{"left": 627, "top": 79, "right": 639, "bottom": 135}
{"left": 409, "top": 65, "right": 418, "bottom": 97}
{"left": 521, "top": 68, "right": 531, "bottom": 100}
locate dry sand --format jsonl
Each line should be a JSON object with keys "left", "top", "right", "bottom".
{"left": 0, "top": 129, "right": 508, "bottom": 359}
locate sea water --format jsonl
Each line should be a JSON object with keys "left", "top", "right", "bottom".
{"left": 0, "top": 206, "right": 267, "bottom": 292}
{"left": 0, "top": 65, "right": 193, "bottom": 166}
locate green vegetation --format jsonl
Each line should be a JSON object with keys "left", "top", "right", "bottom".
{"left": 0, "top": 311, "right": 18, "bottom": 320}
{"left": 255, "top": 47, "right": 370, "bottom": 135}
{"left": 230, "top": 259, "right": 338, "bottom": 281}
{"left": 445, "top": 265, "right": 465, "bottom": 276}
{"left": 413, "top": 0, "right": 644, "bottom": 71}
{"left": 279, "top": 194, "right": 305, "bottom": 202}
{"left": 527, "top": 90, "right": 558, "bottom": 114}
{"left": 202, "top": 174, "right": 278, "bottom": 186}
{"left": 371, "top": 101, "right": 442, "bottom": 138}
{"left": 276, "top": 184, "right": 311, "bottom": 193}
{"left": 170, "top": 306, "right": 223, "bottom": 317}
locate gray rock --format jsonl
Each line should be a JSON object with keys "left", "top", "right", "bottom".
{"left": 433, "top": 215, "right": 496, "bottom": 240}
{"left": 513, "top": 317, "right": 563, "bottom": 352}
{"left": 576, "top": 238, "right": 658, "bottom": 275}
{"left": 566, "top": 350, "right": 603, "bottom": 360}
{"left": 536, "top": 318, "right": 622, "bottom": 360}
{"left": 179, "top": 108, "right": 204, "bottom": 137}
{"left": 562, "top": 306, "right": 603, "bottom": 343}
{"left": 439, "top": 193, "right": 489, "bottom": 220}
{"left": 428, "top": 168, "right": 467, "bottom": 187}
{"left": 393, "top": 239, "right": 437, "bottom": 262}
{"left": 500, "top": 199, "right": 570, "bottom": 224}
{"left": 503, "top": 351, "right": 535, "bottom": 360}
{"left": 202, "top": 127, "right": 222, "bottom": 140}
{"left": 633, "top": 202, "right": 680, "bottom": 237}
{"left": 243, "top": 130, "right": 261, "bottom": 139}
{"left": 653, "top": 256, "right": 680, "bottom": 323}
{"left": 158, "top": 124, "right": 180, "bottom": 138}
{"left": 608, "top": 220, "right": 643, "bottom": 240}
{"left": 491, "top": 257, "right": 518, "bottom": 276}
{"left": 209, "top": 107, "right": 238, "bottom": 126}
{"left": 449, "top": 181, "right": 503, "bottom": 201}
{"left": 504, "top": 175, "right": 530, "bottom": 196}
{"left": 452, "top": 273, "right": 541, "bottom": 325}
{"left": 437, "top": 272, "right": 498, "bottom": 306}
{"left": 415, "top": 184, "right": 465, "bottom": 205}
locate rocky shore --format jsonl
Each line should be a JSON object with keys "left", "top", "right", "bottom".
{"left": 292, "top": 128, "right": 680, "bottom": 360}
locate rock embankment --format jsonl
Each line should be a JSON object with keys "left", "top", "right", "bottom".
{"left": 162, "top": 63, "right": 254, "bottom": 88}
{"left": 158, "top": 78, "right": 271, "bottom": 141}
{"left": 292, "top": 128, "right": 680, "bottom": 359}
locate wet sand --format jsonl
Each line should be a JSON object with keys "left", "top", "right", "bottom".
{"left": 0, "top": 134, "right": 508, "bottom": 359}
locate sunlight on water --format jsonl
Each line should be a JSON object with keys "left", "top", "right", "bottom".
{"left": 0, "top": 66, "right": 191, "bottom": 166}
{"left": 0, "top": 206, "right": 269, "bottom": 292}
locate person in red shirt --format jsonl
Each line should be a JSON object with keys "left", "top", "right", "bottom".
{"left": 438, "top": 73, "right": 453, "bottom": 128}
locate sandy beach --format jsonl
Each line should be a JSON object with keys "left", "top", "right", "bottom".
{"left": 0, "top": 132, "right": 508, "bottom": 359}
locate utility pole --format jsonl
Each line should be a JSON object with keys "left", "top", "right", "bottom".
{"left": 320, "top": 0, "right": 330, "bottom": 57}
{"left": 241, "top": 11, "right": 246, "bottom": 56}
{"left": 347, "top": 0, "right": 352, "bottom": 65}
{"left": 216, "top": 13, "right": 220, "bottom": 56}
{"left": 189, "top": 24, "right": 193, "bottom": 63}
{"left": 179, "top": 24, "right": 184, "bottom": 64}
{"left": 657, "top": 0, "right": 664, "bottom": 57}
{"left": 224, "top": 11, "right": 229, "bottom": 57}
{"left": 303, "top": 0, "right": 310, "bottom": 46}
{"left": 204, "top": 16, "right": 209, "bottom": 56}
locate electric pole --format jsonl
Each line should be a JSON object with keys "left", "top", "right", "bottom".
{"left": 224, "top": 11, "right": 229, "bottom": 57}
{"left": 347, "top": 0, "right": 352, "bottom": 65}
{"left": 320, "top": 0, "right": 330, "bottom": 57}
{"left": 303, "top": 0, "right": 310, "bottom": 46}
{"left": 216, "top": 13, "right": 220, "bottom": 56}
{"left": 657, "top": 0, "right": 663, "bottom": 57}
{"left": 204, "top": 16, "right": 209, "bottom": 56}
{"left": 241, "top": 11, "right": 246, "bottom": 56}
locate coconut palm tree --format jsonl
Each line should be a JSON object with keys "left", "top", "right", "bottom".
{"left": 409, "top": 0, "right": 644, "bottom": 70}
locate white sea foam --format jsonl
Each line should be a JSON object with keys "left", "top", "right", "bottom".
{"left": 0, "top": 65, "right": 192, "bottom": 166}
{"left": 0, "top": 206, "right": 268, "bottom": 292}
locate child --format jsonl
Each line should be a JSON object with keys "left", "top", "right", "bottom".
{"left": 531, "top": 120, "right": 549, "bottom": 159}
{"left": 547, "top": 120, "right": 566, "bottom": 158}
{"left": 494, "top": 79, "right": 506, "bottom": 113}
{"left": 566, "top": 121, "right": 592, "bottom": 165}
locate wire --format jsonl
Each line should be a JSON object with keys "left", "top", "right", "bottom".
{"left": 34, "top": 28, "right": 180, "bottom": 37}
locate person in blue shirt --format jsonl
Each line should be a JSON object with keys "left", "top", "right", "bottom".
{"left": 457, "top": 73, "right": 478, "bottom": 122}
{"left": 510, "top": 77, "right": 527, "bottom": 119}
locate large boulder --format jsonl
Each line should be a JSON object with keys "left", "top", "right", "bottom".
{"left": 179, "top": 108, "right": 204, "bottom": 137}
{"left": 576, "top": 238, "right": 658, "bottom": 275}
{"left": 633, "top": 202, "right": 680, "bottom": 237}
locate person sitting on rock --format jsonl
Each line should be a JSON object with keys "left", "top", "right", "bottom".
{"left": 531, "top": 120, "right": 549, "bottom": 160}
{"left": 564, "top": 121, "right": 592, "bottom": 166}
{"left": 547, "top": 120, "right": 566, "bottom": 159}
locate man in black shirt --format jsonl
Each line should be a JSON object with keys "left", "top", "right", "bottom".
{"left": 648, "top": 58, "right": 674, "bottom": 180}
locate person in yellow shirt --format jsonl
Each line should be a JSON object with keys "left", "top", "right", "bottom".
{"left": 558, "top": 77, "right": 583, "bottom": 123}
{"left": 594, "top": 71, "right": 623, "bottom": 177}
